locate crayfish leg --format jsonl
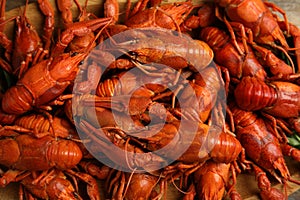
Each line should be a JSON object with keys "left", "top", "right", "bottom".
{"left": 126, "top": 0, "right": 150, "bottom": 20}
{"left": 66, "top": 169, "right": 101, "bottom": 200}
{"left": 214, "top": 7, "right": 245, "bottom": 55}
{"left": 37, "top": 0, "right": 55, "bottom": 50}
{"left": 0, "top": 169, "right": 29, "bottom": 187}
{"left": 278, "top": 21, "right": 300, "bottom": 73}
{"left": 281, "top": 143, "right": 300, "bottom": 162}
{"left": 252, "top": 165, "right": 286, "bottom": 200}
{"left": 0, "top": 0, "right": 6, "bottom": 32}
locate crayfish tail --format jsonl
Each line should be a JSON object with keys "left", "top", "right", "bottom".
{"left": 1, "top": 85, "right": 33, "bottom": 115}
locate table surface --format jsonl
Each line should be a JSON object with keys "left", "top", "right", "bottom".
{"left": 1, "top": 0, "right": 300, "bottom": 200}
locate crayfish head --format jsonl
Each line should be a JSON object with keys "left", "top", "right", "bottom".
{"left": 49, "top": 52, "right": 86, "bottom": 82}
{"left": 270, "top": 157, "right": 290, "bottom": 183}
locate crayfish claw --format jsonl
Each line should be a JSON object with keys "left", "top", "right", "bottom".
{"left": 260, "top": 187, "right": 286, "bottom": 200}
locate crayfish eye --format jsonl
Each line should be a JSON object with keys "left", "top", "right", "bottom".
{"left": 71, "top": 52, "right": 78, "bottom": 57}
{"left": 129, "top": 38, "right": 139, "bottom": 44}
{"left": 79, "top": 60, "right": 84, "bottom": 65}
{"left": 129, "top": 51, "right": 138, "bottom": 59}
{"left": 26, "top": 23, "right": 31, "bottom": 28}
{"left": 130, "top": 51, "right": 137, "bottom": 56}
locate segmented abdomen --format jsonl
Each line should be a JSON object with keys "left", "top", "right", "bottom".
{"left": 1, "top": 85, "right": 33, "bottom": 115}
{"left": 187, "top": 40, "right": 214, "bottom": 72}
{"left": 0, "top": 108, "right": 17, "bottom": 124}
{"left": 234, "top": 76, "right": 277, "bottom": 111}
{"left": 15, "top": 114, "right": 51, "bottom": 132}
{"left": 15, "top": 114, "right": 77, "bottom": 138}
{"left": 46, "top": 139, "right": 83, "bottom": 169}
{"left": 7, "top": 135, "right": 83, "bottom": 171}
{"left": 200, "top": 26, "right": 229, "bottom": 50}
{"left": 96, "top": 77, "right": 119, "bottom": 97}
{"left": 96, "top": 72, "right": 137, "bottom": 97}
{"left": 209, "top": 130, "right": 242, "bottom": 163}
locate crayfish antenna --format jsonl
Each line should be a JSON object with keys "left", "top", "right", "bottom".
{"left": 121, "top": 168, "right": 137, "bottom": 199}
{"left": 124, "top": 138, "right": 136, "bottom": 172}
{"left": 271, "top": 44, "right": 295, "bottom": 73}
{"left": 288, "top": 177, "right": 300, "bottom": 185}
{"left": 0, "top": 15, "right": 18, "bottom": 27}
{"left": 270, "top": 157, "right": 290, "bottom": 184}
{"left": 82, "top": 17, "right": 114, "bottom": 60}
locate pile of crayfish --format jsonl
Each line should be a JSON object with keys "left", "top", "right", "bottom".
{"left": 0, "top": 0, "right": 300, "bottom": 199}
